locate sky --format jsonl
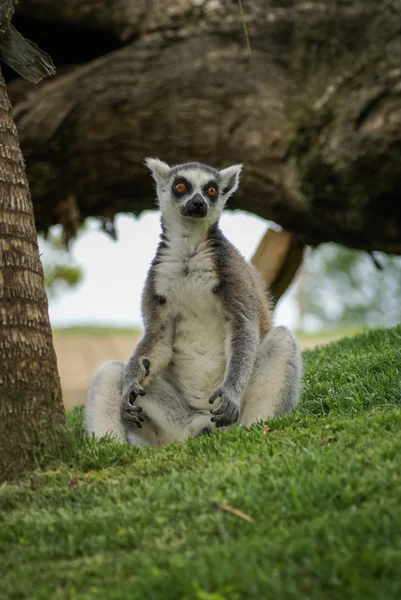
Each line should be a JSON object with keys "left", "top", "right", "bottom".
{"left": 40, "top": 211, "right": 300, "bottom": 330}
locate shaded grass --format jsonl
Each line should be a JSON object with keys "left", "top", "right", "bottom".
{"left": 1, "top": 326, "right": 401, "bottom": 599}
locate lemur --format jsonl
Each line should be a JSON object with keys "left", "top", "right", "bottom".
{"left": 86, "top": 159, "right": 302, "bottom": 446}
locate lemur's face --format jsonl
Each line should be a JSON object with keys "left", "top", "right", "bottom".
{"left": 170, "top": 165, "right": 219, "bottom": 219}
{"left": 145, "top": 159, "right": 242, "bottom": 225}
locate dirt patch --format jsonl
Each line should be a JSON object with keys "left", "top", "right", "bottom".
{"left": 54, "top": 332, "right": 141, "bottom": 409}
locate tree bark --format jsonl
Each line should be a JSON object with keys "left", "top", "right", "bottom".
{"left": 8, "top": 0, "right": 401, "bottom": 254}
{"left": 0, "top": 2, "right": 65, "bottom": 482}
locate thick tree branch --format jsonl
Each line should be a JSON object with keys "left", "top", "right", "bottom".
{"left": 8, "top": 0, "right": 401, "bottom": 253}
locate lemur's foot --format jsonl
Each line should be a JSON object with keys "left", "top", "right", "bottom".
{"left": 200, "top": 426, "right": 213, "bottom": 436}
{"left": 209, "top": 385, "right": 240, "bottom": 427}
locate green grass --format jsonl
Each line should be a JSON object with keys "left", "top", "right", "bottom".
{"left": 1, "top": 326, "right": 401, "bottom": 599}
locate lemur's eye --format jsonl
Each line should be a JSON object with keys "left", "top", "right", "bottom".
{"left": 175, "top": 182, "right": 187, "bottom": 193}
{"left": 207, "top": 186, "right": 217, "bottom": 196}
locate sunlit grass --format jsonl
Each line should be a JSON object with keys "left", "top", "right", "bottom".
{"left": 1, "top": 326, "right": 401, "bottom": 599}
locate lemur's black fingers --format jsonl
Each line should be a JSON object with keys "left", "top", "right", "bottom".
{"left": 128, "top": 412, "right": 144, "bottom": 422}
{"left": 211, "top": 400, "right": 239, "bottom": 426}
{"left": 210, "top": 399, "right": 230, "bottom": 415}
{"left": 122, "top": 410, "right": 145, "bottom": 426}
{"left": 211, "top": 413, "right": 229, "bottom": 424}
{"left": 209, "top": 388, "right": 222, "bottom": 404}
{"left": 127, "top": 405, "right": 142, "bottom": 412}
{"left": 136, "top": 422, "right": 143, "bottom": 429}
{"left": 129, "top": 386, "right": 146, "bottom": 405}
{"left": 212, "top": 416, "right": 237, "bottom": 427}
{"left": 143, "top": 359, "right": 150, "bottom": 377}
{"left": 211, "top": 416, "right": 229, "bottom": 427}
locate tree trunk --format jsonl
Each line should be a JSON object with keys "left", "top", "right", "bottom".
{"left": 7, "top": 0, "right": 401, "bottom": 255}
{"left": 0, "top": 4, "right": 65, "bottom": 481}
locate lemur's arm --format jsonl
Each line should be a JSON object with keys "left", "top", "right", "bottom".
{"left": 122, "top": 268, "right": 173, "bottom": 407}
{"left": 223, "top": 315, "right": 260, "bottom": 395}
{"left": 209, "top": 313, "right": 259, "bottom": 427}
{"left": 123, "top": 320, "right": 173, "bottom": 391}
{"left": 207, "top": 230, "right": 267, "bottom": 427}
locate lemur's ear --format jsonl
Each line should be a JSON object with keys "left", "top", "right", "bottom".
{"left": 219, "top": 164, "right": 243, "bottom": 198}
{"left": 144, "top": 158, "right": 171, "bottom": 186}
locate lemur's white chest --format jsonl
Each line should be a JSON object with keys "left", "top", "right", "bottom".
{"left": 154, "top": 237, "right": 228, "bottom": 408}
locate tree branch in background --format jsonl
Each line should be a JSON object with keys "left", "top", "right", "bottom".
{"left": 6, "top": 0, "right": 401, "bottom": 255}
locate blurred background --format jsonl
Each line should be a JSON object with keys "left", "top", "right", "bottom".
{"left": 4, "top": 0, "right": 401, "bottom": 408}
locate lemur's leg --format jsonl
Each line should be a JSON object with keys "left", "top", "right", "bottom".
{"left": 86, "top": 360, "right": 212, "bottom": 446}
{"left": 239, "top": 326, "right": 302, "bottom": 427}
{"left": 121, "top": 321, "right": 174, "bottom": 425}
{"left": 86, "top": 361, "right": 131, "bottom": 444}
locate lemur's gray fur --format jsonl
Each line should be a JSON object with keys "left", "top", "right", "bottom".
{"left": 86, "top": 159, "right": 302, "bottom": 445}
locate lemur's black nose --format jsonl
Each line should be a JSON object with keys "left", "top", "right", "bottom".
{"left": 192, "top": 194, "right": 205, "bottom": 209}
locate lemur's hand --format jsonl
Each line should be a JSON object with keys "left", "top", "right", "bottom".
{"left": 123, "top": 358, "right": 151, "bottom": 397}
{"left": 121, "top": 358, "right": 151, "bottom": 428}
{"left": 121, "top": 399, "right": 146, "bottom": 428}
{"left": 121, "top": 379, "right": 146, "bottom": 428}
{"left": 209, "top": 385, "right": 240, "bottom": 427}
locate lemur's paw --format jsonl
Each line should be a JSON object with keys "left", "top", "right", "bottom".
{"left": 121, "top": 403, "right": 146, "bottom": 429}
{"left": 122, "top": 381, "right": 146, "bottom": 414}
{"left": 209, "top": 386, "right": 240, "bottom": 427}
{"left": 121, "top": 379, "right": 146, "bottom": 429}
{"left": 200, "top": 426, "right": 213, "bottom": 436}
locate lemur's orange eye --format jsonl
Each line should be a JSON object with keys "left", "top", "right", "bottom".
{"left": 175, "top": 182, "right": 187, "bottom": 193}
{"left": 207, "top": 186, "right": 217, "bottom": 196}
